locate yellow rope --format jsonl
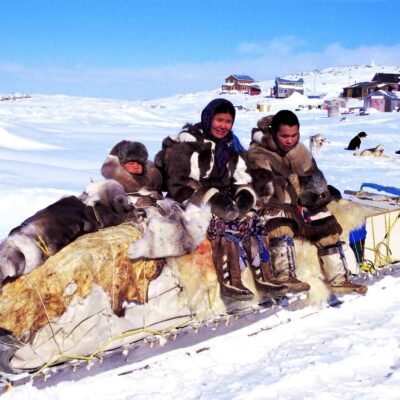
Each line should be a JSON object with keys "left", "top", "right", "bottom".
{"left": 361, "top": 211, "right": 400, "bottom": 272}
{"left": 31, "top": 318, "right": 192, "bottom": 379}
{"left": 34, "top": 235, "right": 51, "bottom": 257}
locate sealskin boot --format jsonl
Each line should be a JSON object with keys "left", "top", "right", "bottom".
{"left": 318, "top": 242, "right": 367, "bottom": 295}
{"left": 252, "top": 259, "right": 289, "bottom": 298}
{"left": 244, "top": 237, "right": 288, "bottom": 298}
{"left": 269, "top": 235, "right": 311, "bottom": 293}
{"left": 211, "top": 237, "right": 254, "bottom": 301}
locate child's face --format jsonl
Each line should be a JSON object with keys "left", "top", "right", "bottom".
{"left": 123, "top": 161, "right": 143, "bottom": 175}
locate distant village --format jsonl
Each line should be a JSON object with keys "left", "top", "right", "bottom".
{"left": 220, "top": 72, "right": 400, "bottom": 113}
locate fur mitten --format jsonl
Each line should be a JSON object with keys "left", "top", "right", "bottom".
{"left": 208, "top": 193, "right": 239, "bottom": 221}
{"left": 298, "top": 190, "right": 331, "bottom": 211}
{"left": 234, "top": 189, "right": 255, "bottom": 218}
{"left": 298, "top": 175, "right": 331, "bottom": 211}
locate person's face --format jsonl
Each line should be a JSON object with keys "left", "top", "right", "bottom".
{"left": 276, "top": 124, "right": 300, "bottom": 152}
{"left": 123, "top": 161, "right": 143, "bottom": 174}
{"left": 210, "top": 113, "right": 233, "bottom": 139}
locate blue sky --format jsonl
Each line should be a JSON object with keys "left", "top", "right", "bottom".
{"left": 1, "top": 0, "right": 399, "bottom": 100}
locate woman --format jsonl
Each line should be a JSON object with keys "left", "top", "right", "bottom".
{"left": 155, "top": 99, "right": 284, "bottom": 300}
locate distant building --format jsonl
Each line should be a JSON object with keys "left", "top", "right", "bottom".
{"left": 249, "top": 85, "right": 261, "bottom": 96}
{"left": 372, "top": 73, "right": 400, "bottom": 91}
{"left": 342, "top": 81, "right": 390, "bottom": 99}
{"left": 221, "top": 75, "right": 256, "bottom": 93}
{"left": 272, "top": 77, "right": 304, "bottom": 98}
{"left": 364, "top": 90, "right": 400, "bottom": 112}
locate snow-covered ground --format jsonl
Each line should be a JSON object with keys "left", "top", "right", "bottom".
{"left": 1, "top": 64, "right": 400, "bottom": 398}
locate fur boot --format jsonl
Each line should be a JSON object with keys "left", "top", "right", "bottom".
{"left": 269, "top": 235, "right": 311, "bottom": 293}
{"left": 210, "top": 236, "right": 254, "bottom": 301}
{"left": 318, "top": 242, "right": 367, "bottom": 295}
{"left": 243, "top": 237, "right": 288, "bottom": 298}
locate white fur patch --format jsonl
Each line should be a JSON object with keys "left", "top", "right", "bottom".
{"left": 189, "top": 151, "right": 200, "bottom": 181}
{"left": 202, "top": 188, "right": 219, "bottom": 204}
{"left": 232, "top": 157, "right": 252, "bottom": 185}
{"left": 252, "top": 131, "right": 264, "bottom": 144}
{"left": 202, "top": 140, "right": 215, "bottom": 179}
{"left": 309, "top": 210, "right": 333, "bottom": 221}
{"left": 83, "top": 181, "right": 104, "bottom": 199}
{"left": 128, "top": 203, "right": 212, "bottom": 259}
{"left": 8, "top": 234, "right": 43, "bottom": 274}
{"left": 169, "top": 132, "right": 197, "bottom": 143}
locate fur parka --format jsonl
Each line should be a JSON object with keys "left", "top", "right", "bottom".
{"left": 247, "top": 115, "right": 341, "bottom": 242}
{"left": 247, "top": 115, "right": 330, "bottom": 207}
{"left": 101, "top": 141, "right": 162, "bottom": 195}
{"left": 155, "top": 123, "right": 256, "bottom": 207}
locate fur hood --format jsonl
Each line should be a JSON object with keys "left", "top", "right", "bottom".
{"left": 109, "top": 140, "right": 148, "bottom": 165}
{"left": 101, "top": 141, "right": 162, "bottom": 195}
{"left": 251, "top": 115, "right": 282, "bottom": 155}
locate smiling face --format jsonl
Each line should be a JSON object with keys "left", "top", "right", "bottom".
{"left": 276, "top": 124, "right": 300, "bottom": 152}
{"left": 210, "top": 112, "right": 233, "bottom": 139}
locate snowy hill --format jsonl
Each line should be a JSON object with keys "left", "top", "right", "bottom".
{"left": 1, "top": 64, "right": 400, "bottom": 399}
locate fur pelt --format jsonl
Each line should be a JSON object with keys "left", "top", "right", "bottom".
{"left": 327, "top": 199, "right": 372, "bottom": 236}
{"left": 79, "top": 179, "right": 133, "bottom": 214}
{"left": 0, "top": 180, "right": 139, "bottom": 286}
{"left": 128, "top": 201, "right": 212, "bottom": 259}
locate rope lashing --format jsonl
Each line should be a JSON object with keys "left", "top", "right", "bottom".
{"left": 34, "top": 235, "right": 52, "bottom": 257}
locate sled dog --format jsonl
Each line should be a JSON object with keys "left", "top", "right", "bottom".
{"left": 346, "top": 131, "right": 367, "bottom": 150}
{"left": 309, "top": 134, "right": 329, "bottom": 155}
{"left": 355, "top": 144, "right": 388, "bottom": 158}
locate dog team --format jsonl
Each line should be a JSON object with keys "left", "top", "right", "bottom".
{"left": 309, "top": 129, "right": 399, "bottom": 158}
{"left": 0, "top": 99, "right": 370, "bottom": 302}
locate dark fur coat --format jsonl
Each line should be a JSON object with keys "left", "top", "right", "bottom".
{"left": 154, "top": 124, "right": 256, "bottom": 206}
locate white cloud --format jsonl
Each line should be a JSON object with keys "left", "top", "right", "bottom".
{"left": 238, "top": 35, "right": 306, "bottom": 56}
{"left": 1, "top": 41, "right": 400, "bottom": 100}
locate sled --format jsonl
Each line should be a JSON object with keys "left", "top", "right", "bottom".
{"left": 344, "top": 184, "right": 400, "bottom": 271}
{"left": 0, "top": 262, "right": 399, "bottom": 393}
{"left": 0, "top": 197, "right": 398, "bottom": 392}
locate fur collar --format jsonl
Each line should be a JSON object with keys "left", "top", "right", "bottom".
{"left": 251, "top": 127, "right": 280, "bottom": 153}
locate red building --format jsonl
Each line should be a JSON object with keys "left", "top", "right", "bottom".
{"left": 221, "top": 75, "right": 257, "bottom": 93}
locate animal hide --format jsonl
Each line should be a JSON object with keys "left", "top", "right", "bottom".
{"left": 0, "top": 180, "right": 137, "bottom": 286}
{"left": 128, "top": 201, "right": 212, "bottom": 259}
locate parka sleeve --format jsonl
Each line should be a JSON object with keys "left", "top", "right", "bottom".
{"left": 162, "top": 141, "right": 202, "bottom": 203}
{"left": 231, "top": 153, "right": 257, "bottom": 208}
